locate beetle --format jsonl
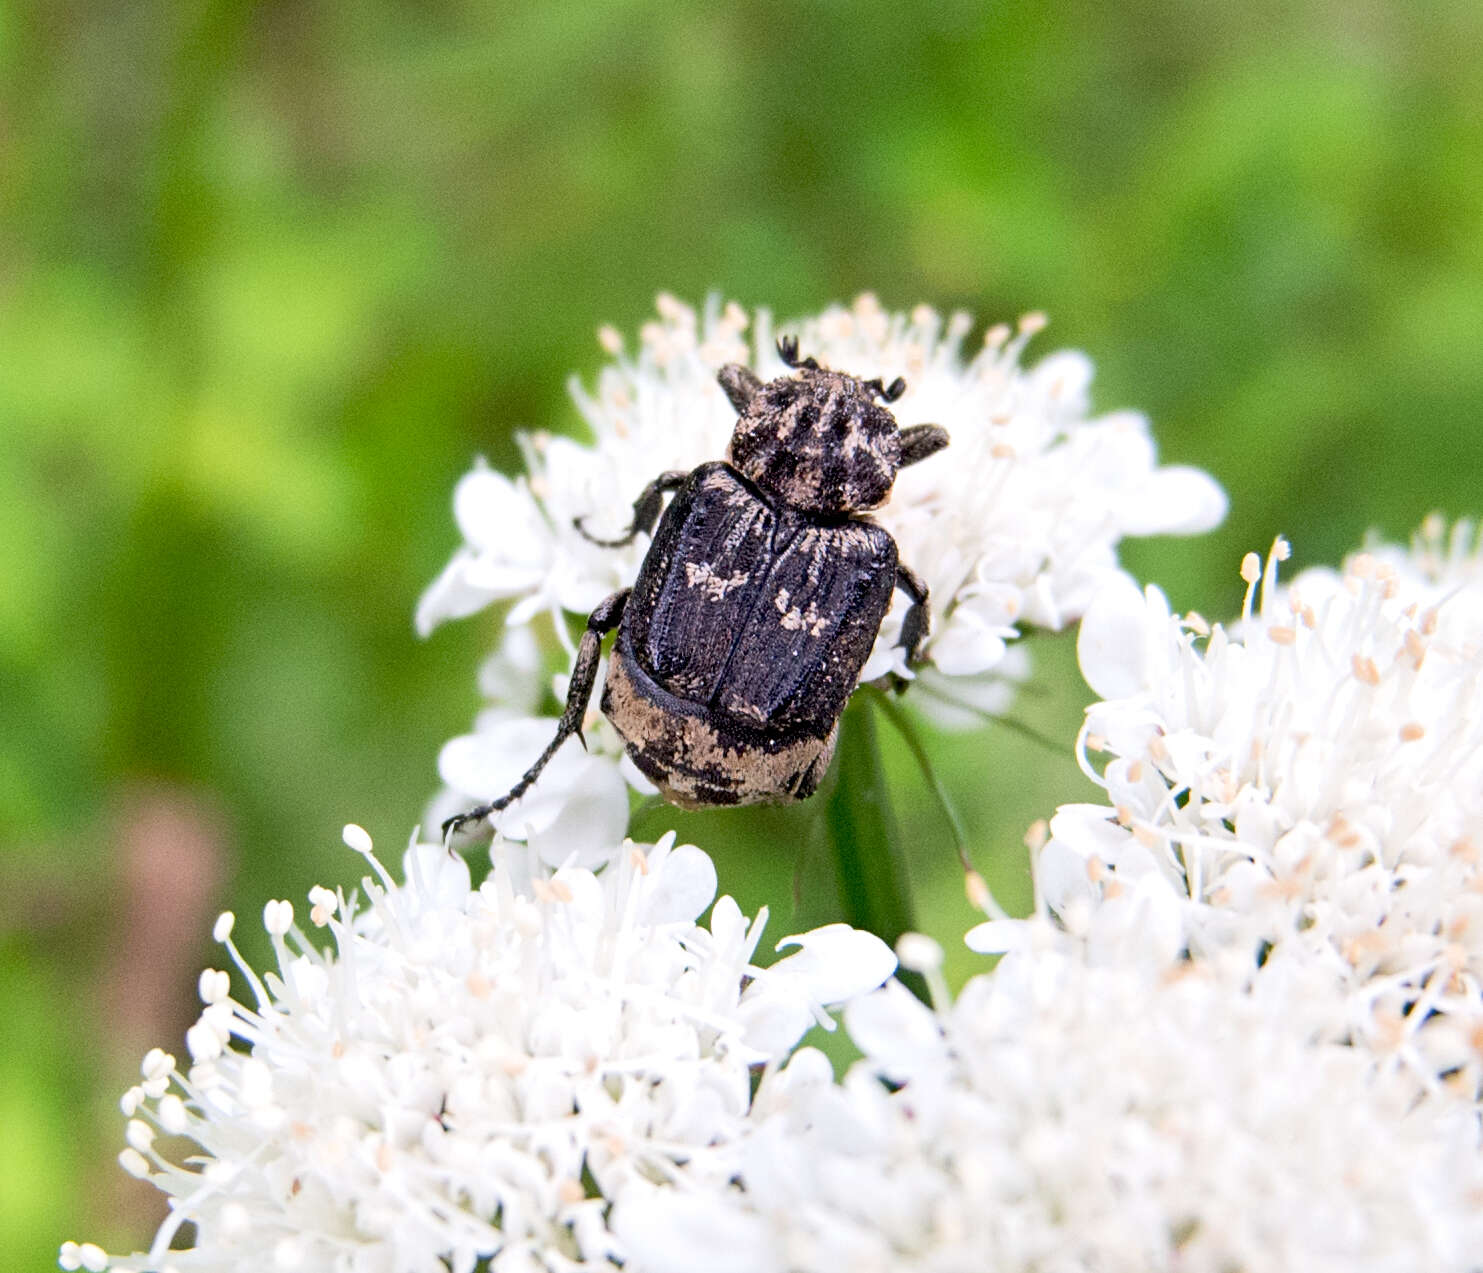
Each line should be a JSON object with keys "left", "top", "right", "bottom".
{"left": 442, "top": 336, "right": 949, "bottom": 837}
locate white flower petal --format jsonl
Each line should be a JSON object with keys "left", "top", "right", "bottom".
{"left": 640, "top": 843, "right": 718, "bottom": 925}
{"left": 963, "top": 917, "right": 1033, "bottom": 954}
{"left": 1076, "top": 573, "right": 1151, "bottom": 699}
{"left": 414, "top": 548, "right": 494, "bottom": 637}
{"left": 1123, "top": 464, "right": 1229, "bottom": 536}
{"left": 841, "top": 981, "right": 942, "bottom": 1081}
{"left": 400, "top": 840, "right": 473, "bottom": 911}
{"left": 526, "top": 757, "right": 631, "bottom": 868}
{"left": 612, "top": 1187, "right": 780, "bottom": 1273}
{"left": 771, "top": 924, "right": 898, "bottom": 1003}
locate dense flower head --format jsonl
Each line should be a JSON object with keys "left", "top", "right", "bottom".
{"left": 615, "top": 930, "right": 1483, "bottom": 1273}
{"left": 418, "top": 294, "right": 1225, "bottom": 825}
{"left": 65, "top": 827, "right": 894, "bottom": 1273}
{"left": 1049, "top": 528, "right": 1483, "bottom": 1103}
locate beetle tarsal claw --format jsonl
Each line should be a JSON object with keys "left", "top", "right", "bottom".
{"left": 574, "top": 513, "right": 636, "bottom": 549}
{"left": 441, "top": 811, "right": 477, "bottom": 840}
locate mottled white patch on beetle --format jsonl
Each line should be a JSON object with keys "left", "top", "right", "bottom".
{"left": 775, "top": 588, "right": 829, "bottom": 637}
{"left": 683, "top": 561, "right": 750, "bottom": 601}
{"left": 602, "top": 649, "right": 837, "bottom": 807}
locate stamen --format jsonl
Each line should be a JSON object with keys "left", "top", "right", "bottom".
{"left": 342, "top": 824, "right": 373, "bottom": 855}
{"left": 1240, "top": 552, "right": 1261, "bottom": 621}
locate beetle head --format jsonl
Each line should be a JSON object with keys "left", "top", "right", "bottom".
{"left": 725, "top": 340, "right": 908, "bottom": 516}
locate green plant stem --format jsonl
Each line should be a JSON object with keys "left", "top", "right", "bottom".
{"left": 823, "top": 697, "right": 916, "bottom": 953}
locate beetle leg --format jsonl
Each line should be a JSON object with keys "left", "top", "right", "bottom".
{"left": 899, "top": 424, "right": 950, "bottom": 468}
{"left": 718, "top": 363, "right": 764, "bottom": 414}
{"left": 575, "top": 472, "right": 688, "bottom": 548}
{"left": 775, "top": 335, "right": 818, "bottom": 371}
{"left": 894, "top": 562, "right": 931, "bottom": 664}
{"left": 442, "top": 589, "right": 629, "bottom": 842}
{"left": 865, "top": 375, "right": 909, "bottom": 403}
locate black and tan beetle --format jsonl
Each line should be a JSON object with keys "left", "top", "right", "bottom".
{"left": 443, "top": 336, "right": 949, "bottom": 837}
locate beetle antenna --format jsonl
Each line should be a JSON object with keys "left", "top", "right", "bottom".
{"left": 864, "top": 376, "right": 907, "bottom": 403}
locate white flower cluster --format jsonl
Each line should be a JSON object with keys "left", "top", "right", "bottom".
{"left": 599, "top": 521, "right": 1483, "bottom": 1272}
{"left": 419, "top": 294, "right": 1226, "bottom": 829}
{"left": 616, "top": 932, "right": 1483, "bottom": 1273}
{"left": 1049, "top": 526, "right": 1483, "bottom": 1105}
{"left": 69, "top": 523, "right": 1483, "bottom": 1273}
{"left": 64, "top": 827, "right": 895, "bottom": 1273}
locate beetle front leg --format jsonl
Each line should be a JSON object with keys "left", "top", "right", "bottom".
{"left": 575, "top": 472, "right": 687, "bottom": 548}
{"left": 718, "top": 363, "right": 764, "bottom": 414}
{"left": 894, "top": 562, "right": 931, "bottom": 664}
{"left": 442, "top": 589, "right": 629, "bottom": 842}
{"left": 899, "top": 424, "right": 950, "bottom": 468}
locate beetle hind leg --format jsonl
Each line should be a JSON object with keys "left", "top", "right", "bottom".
{"left": 442, "top": 589, "right": 629, "bottom": 842}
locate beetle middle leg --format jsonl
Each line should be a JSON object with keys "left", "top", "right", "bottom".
{"left": 895, "top": 562, "right": 931, "bottom": 664}
{"left": 442, "top": 588, "right": 629, "bottom": 841}
{"left": 575, "top": 472, "right": 688, "bottom": 548}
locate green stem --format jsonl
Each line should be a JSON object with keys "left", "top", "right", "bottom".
{"left": 823, "top": 697, "right": 916, "bottom": 952}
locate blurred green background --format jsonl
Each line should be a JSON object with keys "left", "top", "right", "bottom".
{"left": 5, "top": 0, "right": 1482, "bottom": 1264}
